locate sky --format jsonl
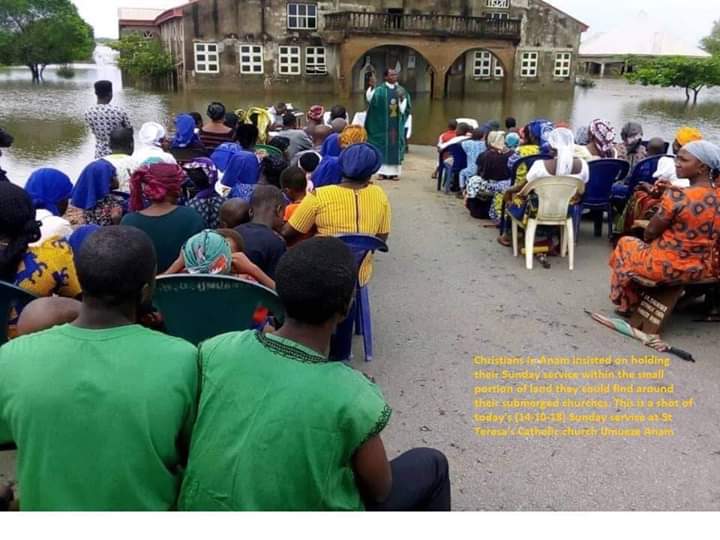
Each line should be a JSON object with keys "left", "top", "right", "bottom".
{"left": 72, "top": 0, "right": 718, "bottom": 43}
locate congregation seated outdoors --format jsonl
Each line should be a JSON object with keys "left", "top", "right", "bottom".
{"left": 1, "top": 76, "right": 720, "bottom": 511}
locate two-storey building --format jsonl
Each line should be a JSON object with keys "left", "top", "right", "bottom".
{"left": 118, "top": 0, "right": 588, "bottom": 98}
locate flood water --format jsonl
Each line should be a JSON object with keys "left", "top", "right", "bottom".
{"left": 1, "top": 52, "right": 720, "bottom": 184}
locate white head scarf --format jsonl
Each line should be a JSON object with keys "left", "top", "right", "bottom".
{"left": 487, "top": 131, "right": 506, "bottom": 151}
{"left": 683, "top": 140, "right": 720, "bottom": 174}
{"left": 548, "top": 128, "right": 575, "bottom": 176}
{"left": 138, "top": 122, "right": 166, "bottom": 147}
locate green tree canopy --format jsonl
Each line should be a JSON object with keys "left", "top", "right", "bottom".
{"left": 0, "top": 0, "right": 95, "bottom": 82}
{"left": 701, "top": 19, "right": 720, "bottom": 57}
{"left": 111, "top": 33, "right": 175, "bottom": 81}
{"left": 625, "top": 56, "right": 720, "bottom": 104}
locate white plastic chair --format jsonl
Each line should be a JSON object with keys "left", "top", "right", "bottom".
{"left": 510, "top": 176, "right": 585, "bottom": 271}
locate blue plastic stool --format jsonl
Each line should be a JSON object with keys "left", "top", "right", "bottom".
{"left": 331, "top": 235, "right": 389, "bottom": 362}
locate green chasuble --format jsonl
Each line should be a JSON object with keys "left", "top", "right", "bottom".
{"left": 365, "top": 84, "right": 411, "bottom": 166}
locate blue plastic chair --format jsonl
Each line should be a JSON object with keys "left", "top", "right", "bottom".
{"left": 153, "top": 274, "right": 285, "bottom": 346}
{"left": 0, "top": 281, "right": 38, "bottom": 345}
{"left": 333, "top": 234, "right": 389, "bottom": 362}
{"left": 440, "top": 143, "right": 467, "bottom": 193}
{"left": 610, "top": 155, "right": 670, "bottom": 202}
{"left": 576, "top": 159, "right": 630, "bottom": 238}
{"left": 499, "top": 154, "right": 552, "bottom": 235}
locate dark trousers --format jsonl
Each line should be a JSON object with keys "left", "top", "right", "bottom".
{"left": 365, "top": 448, "right": 451, "bottom": 511}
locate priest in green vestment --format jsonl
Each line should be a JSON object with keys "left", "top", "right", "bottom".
{"left": 365, "top": 69, "right": 411, "bottom": 180}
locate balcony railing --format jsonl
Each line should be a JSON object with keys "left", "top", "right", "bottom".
{"left": 323, "top": 12, "right": 522, "bottom": 41}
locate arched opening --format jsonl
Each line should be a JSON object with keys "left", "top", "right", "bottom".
{"left": 445, "top": 48, "right": 507, "bottom": 98}
{"left": 350, "top": 46, "right": 435, "bottom": 96}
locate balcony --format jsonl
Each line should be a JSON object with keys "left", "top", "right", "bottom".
{"left": 323, "top": 12, "right": 522, "bottom": 42}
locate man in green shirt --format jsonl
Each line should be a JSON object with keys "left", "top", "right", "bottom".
{"left": 0, "top": 226, "right": 198, "bottom": 510}
{"left": 179, "top": 237, "right": 450, "bottom": 511}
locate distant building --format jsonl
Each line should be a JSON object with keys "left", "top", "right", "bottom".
{"left": 579, "top": 12, "right": 711, "bottom": 77}
{"left": 118, "top": 0, "right": 588, "bottom": 98}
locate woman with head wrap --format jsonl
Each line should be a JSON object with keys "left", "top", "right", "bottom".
{"left": 0, "top": 182, "right": 81, "bottom": 338}
{"left": 616, "top": 122, "right": 647, "bottom": 169}
{"left": 132, "top": 122, "right": 177, "bottom": 167}
{"left": 610, "top": 140, "right": 720, "bottom": 315}
{"left": 182, "top": 229, "right": 233, "bottom": 275}
{"left": 211, "top": 123, "right": 260, "bottom": 175}
{"left": 617, "top": 127, "right": 705, "bottom": 236}
{"left": 465, "top": 131, "right": 515, "bottom": 222}
{"left": 458, "top": 128, "right": 488, "bottom": 194}
{"left": 183, "top": 158, "right": 224, "bottom": 229}
{"left": 311, "top": 126, "right": 369, "bottom": 189}
{"left": 282, "top": 142, "right": 390, "bottom": 360}
{"left": 72, "top": 159, "right": 125, "bottom": 226}
{"left": 228, "top": 155, "right": 287, "bottom": 202}
{"left": 25, "top": 168, "right": 74, "bottom": 245}
{"left": 200, "top": 102, "right": 235, "bottom": 152}
{"left": 586, "top": 119, "right": 617, "bottom": 159}
{"left": 305, "top": 105, "right": 325, "bottom": 136}
{"left": 499, "top": 128, "right": 588, "bottom": 248}
{"left": 506, "top": 119, "right": 554, "bottom": 193}
{"left": 121, "top": 163, "right": 205, "bottom": 273}
{"left": 170, "top": 114, "right": 208, "bottom": 163}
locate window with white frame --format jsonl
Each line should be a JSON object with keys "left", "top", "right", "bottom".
{"left": 554, "top": 52, "right": 572, "bottom": 78}
{"left": 473, "top": 51, "right": 493, "bottom": 78}
{"left": 240, "top": 44, "right": 264, "bottom": 74}
{"left": 520, "top": 51, "right": 538, "bottom": 78}
{"left": 194, "top": 42, "right": 219, "bottom": 74}
{"left": 287, "top": 3, "right": 317, "bottom": 30}
{"left": 474, "top": 51, "right": 505, "bottom": 79}
{"left": 486, "top": 0, "right": 510, "bottom": 7}
{"left": 278, "top": 45, "right": 301, "bottom": 75}
{"left": 305, "top": 46, "right": 327, "bottom": 75}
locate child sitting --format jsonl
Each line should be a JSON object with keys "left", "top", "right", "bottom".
{"left": 280, "top": 166, "right": 308, "bottom": 221}
{"left": 218, "top": 198, "right": 250, "bottom": 228}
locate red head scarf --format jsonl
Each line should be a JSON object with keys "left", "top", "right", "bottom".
{"left": 130, "top": 163, "right": 186, "bottom": 211}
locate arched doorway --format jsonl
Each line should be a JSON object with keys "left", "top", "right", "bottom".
{"left": 350, "top": 46, "right": 435, "bottom": 96}
{"left": 445, "top": 48, "right": 508, "bottom": 98}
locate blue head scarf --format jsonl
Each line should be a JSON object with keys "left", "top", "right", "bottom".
{"left": 311, "top": 156, "right": 343, "bottom": 188}
{"left": 68, "top": 224, "right": 101, "bottom": 262}
{"left": 339, "top": 143, "right": 383, "bottom": 181}
{"left": 71, "top": 159, "right": 117, "bottom": 210}
{"left": 25, "top": 168, "right": 73, "bottom": 216}
{"left": 321, "top": 133, "right": 342, "bottom": 157}
{"left": 222, "top": 150, "right": 260, "bottom": 188}
{"left": 526, "top": 119, "right": 554, "bottom": 154}
{"left": 210, "top": 142, "right": 243, "bottom": 172}
{"left": 172, "top": 114, "right": 201, "bottom": 149}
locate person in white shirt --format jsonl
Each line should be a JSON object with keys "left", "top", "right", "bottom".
{"left": 132, "top": 122, "right": 177, "bottom": 167}
{"left": 103, "top": 127, "right": 139, "bottom": 194}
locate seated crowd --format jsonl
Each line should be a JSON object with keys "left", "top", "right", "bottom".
{"left": 0, "top": 84, "right": 450, "bottom": 511}
{"left": 436, "top": 116, "right": 720, "bottom": 315}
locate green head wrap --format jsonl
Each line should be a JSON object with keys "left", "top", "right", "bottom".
{"left": 183, "top": 230, "right": 232, "bottom": 275}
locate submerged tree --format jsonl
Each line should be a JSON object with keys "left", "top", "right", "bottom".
{"left": 625, "top": 56, "right": 720, "bottom": 105}
{"left": 111, "top": 34, "right": 176, "bottom": 83}
{"left": 0, "top": 0, "right": 95, "bottom": 83}
{"left": 701, "top": 19, "right": 720, "bottom": 57}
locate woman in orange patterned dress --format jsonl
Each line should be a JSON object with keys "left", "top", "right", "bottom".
{"left": 609, "top": 141, "right": 720, "bottom": 315}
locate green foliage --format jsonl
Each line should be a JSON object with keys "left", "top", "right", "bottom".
{"left": 625, "top": 55, "right": 720, "bottom": 104}
{"left": 0, "top": 0, "right": 94, "bottom": 80}
{"left": 111, "top": 33, "right": 175, "bottom": 80}
{"left": 701, "top": 19, "right": 720, "bottom": 57}
{"left": 56, "top": 64, "right": 75, "bottom": 79}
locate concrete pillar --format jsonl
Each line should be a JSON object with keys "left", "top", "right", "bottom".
{"left": 432, "top": 68, "right": 446, "bottom": 100}
{"left": 599, "top": 63, "right": 606, "bottom": 77}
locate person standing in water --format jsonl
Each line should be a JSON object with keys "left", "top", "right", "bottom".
{"left": 84, "top": 81, "right": 132, "bottom": 160}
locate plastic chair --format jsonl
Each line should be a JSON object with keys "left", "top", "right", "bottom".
{"left": 456, "top": 118, "right": 479, "bottom": 129}
{"left": 334, "top": 234, "right": 389, "bottom": 362}
{"left": 255, "top": 144, "right": 283, "bottom": 157}
{"left": 610, "top": 154, "right": 670, "bottom": 202}
{"left": 0, "top": 281, "right": 37, "bottom": 345}
{"left": 499, "top": 154, "right": 553, "bottom": 235}
{"left": 440, "top": 143, "right": 467, "bottom": 193}
{"left": 153, "top": 275, "right": 285, "bottom": 346}
{"left": 577, "top": 159, "right": 630, "bottom": 238}
{"left": 510, "top": 177, "right": 585, "bottom": 270}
